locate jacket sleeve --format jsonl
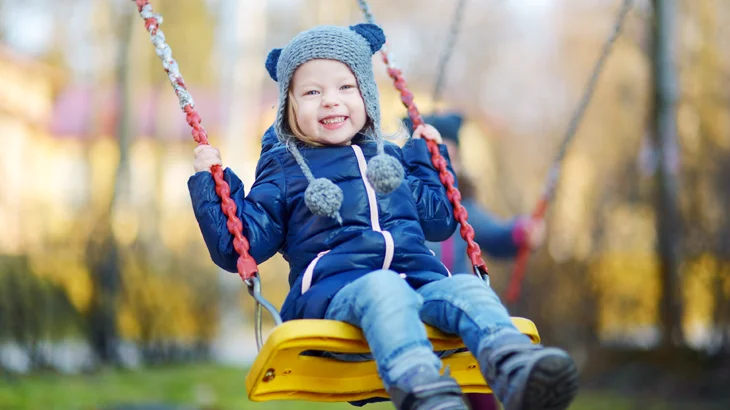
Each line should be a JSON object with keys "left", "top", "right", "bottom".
{"left": 462, "top": 200, "right": 522, "bottom": 259}
{"left": 397, "top": 138, "right": 458, "bottom": 242}
{"left": 187, "top": 151, "right": 287, "bottom": 272}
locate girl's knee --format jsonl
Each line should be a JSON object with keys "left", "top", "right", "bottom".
{"left": 356, "top": 269, "right": 422, "bottom": 308}
{"left": 442, "top": 274, "right": 500, "bottom": 300}
{"left": 445, "top": 273, "right": 487, "bottom": 288}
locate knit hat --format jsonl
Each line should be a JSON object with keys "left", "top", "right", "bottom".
{"left": 403, "top": 113, "right": 464, "bottom": 147}
{"left": 265, "top": 24, "right": 404, "bottom": 223}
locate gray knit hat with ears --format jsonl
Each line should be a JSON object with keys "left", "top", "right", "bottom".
{"left": 265, "top": 24, "right": 405, "bottom": 223}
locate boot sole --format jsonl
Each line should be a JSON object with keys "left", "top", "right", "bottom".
{"left": 521, "top": 353, "right": 579, "bottom": 410}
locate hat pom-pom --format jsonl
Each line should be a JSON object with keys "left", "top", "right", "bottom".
{"left": 367, "top": 154, "right": 404, "bottom": 194}
{"left": 305, "top": 178, "right": 344, "bottom": 221}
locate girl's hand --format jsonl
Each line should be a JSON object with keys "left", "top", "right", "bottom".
{"left": 514, "top": 217, "right": 547, "bottom": 250}
{"left": 193, "top": 145, "right": 222, "bottom": 173}
{"left": 524, "top": 218, "right": 547, "bottom": 249}
{"left": 412, "top": 124, "right": 443, "bottom": 145}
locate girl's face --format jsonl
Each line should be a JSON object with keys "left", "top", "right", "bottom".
{"left": 289, "top": 59, "right": 367, "bottom": 146}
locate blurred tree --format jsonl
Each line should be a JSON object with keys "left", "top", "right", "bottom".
{"left": 651, "top": 0, "right": 684, "bottom": 348}
{"left": 83, "top": 2, "right": 136, "bottom": 365}
{"left": 0, "top": 256, "right": 80, "bottom": 370}
{"left": 678, "top": 0, "right": 730, "bottom": 353}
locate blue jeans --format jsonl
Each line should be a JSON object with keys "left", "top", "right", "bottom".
{"left": 323, "top": 269, "right": 532, "bottom": 389}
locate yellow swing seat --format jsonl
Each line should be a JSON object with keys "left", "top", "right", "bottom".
{"left": 246, "top": 317, "right": 540, "bottom": 402}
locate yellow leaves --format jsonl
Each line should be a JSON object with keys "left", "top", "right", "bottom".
{"left": 593, "top": 251, "right": 660, "bottom": 333}
{"left": 27, "top": 246, "right": 93, "bottom": 313}
{"left": 129, "top": 139, "right": 159, "bottom": 207}
{"left": 118, "top": 303, "right": 142, "bottom": 341}
{"left": 88, "top": 138, "right": 120, "bottom": 211}
{"left": 602, "top": 204, "right": 656, "bottom": 253}
{"left": 592, "top": 251, "right": 730, "bottom": 342}
{"left": 159, "top": 213, "right": 191, "bottom": 253}
{"left": 587, "top": 205, "right": 664, "bottom": 336}
{"left": 65, "top": 267, "right": 94, "bottom": 314}
{"left": 112, "top": 205, "right": 140, "bottom": 247}
{"left": 120, "top": 257, "right": 218, "bottom": 343}
{"left": 549, "top": 155, "right": 597, "bottom": 262}
{"left": 682, "top": 254, "right": 716, "bottom": 330}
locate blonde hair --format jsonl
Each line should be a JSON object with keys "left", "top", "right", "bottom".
{"left": 286, "top": 92, "right": 323, "bottom": 146}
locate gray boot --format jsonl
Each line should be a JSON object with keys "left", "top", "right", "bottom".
{"left": 479, "top": 345, "right": 578, "bottom": 410}
{"left": 387, "top": 365, "right": 469, "bottom": 410}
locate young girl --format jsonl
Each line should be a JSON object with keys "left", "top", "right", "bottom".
{"left": 188, "top": 24, "right": 578, "bottom": 410}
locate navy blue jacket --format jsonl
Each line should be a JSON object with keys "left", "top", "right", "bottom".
{"left": 426, "top": 200, "right": 523, "bottom": 274}
{"left": 188, "top": 128, "right": 458, "bottom": 321}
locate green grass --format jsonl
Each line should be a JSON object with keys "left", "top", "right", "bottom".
{"left": 0, "top": 363, "right": 717, "bottom": 410}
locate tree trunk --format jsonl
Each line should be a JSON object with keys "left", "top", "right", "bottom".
{"left": 650, "top": 0, "right": 684, "bottom": 347}
{"left": 85, "top": 5, "right": 136, "bottom": 365}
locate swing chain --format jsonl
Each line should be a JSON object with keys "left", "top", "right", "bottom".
{"left": 355, "top": 0, "right": 376, "bottom": 28}
{"left": 506, "top": 0, "right": 635, "bottom": 304}
{"left": 355, "top": 0, "right": 489, "bottom": 277}
{"left": 433, "top": 0, "right": 467, "bottom": 105}
{"left": 543, "top": 0, "right": 634, "bottom": 202}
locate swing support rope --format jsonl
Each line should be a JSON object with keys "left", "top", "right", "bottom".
{"left": 131, "top": 0, "right": 257, "bottom": 281}
{"left": 131, "top": 0, "right": 282, "bottom": 349}
{"left": 505, "top": 0, "right": 635, "bottom": 303}
{"left": 433, "top": 0, "right": 467, "bottom": 105}
{"left": 356, "top": 0, "right": 489, "bottom": 280}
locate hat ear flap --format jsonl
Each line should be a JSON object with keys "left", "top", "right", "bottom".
{"left": 265, "top": 48, "right": 283, "bottom": 81}
{"left": 349, "top": 23, "right": 385, "bottom": 54}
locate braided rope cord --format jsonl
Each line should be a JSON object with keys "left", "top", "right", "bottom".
{"left": 132, "top": 0, "right": 258, "bottom": 281}
{"left": 356, "top": 0, "right": 489, "bottom": 277}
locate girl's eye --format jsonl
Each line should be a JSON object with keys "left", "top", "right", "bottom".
{"left": 341, "top": 84, "right": 356, "bottom": 90}
{"left": 304, "top": 90, "right": 319, "bottom": 96}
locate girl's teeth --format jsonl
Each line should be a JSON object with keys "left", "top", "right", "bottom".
{"left": 322, "top": 117, "right": 344, "bottom": 124}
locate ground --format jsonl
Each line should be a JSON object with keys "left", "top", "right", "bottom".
{"left": 1, "top": 363, "right": 728, "bottom": 410}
